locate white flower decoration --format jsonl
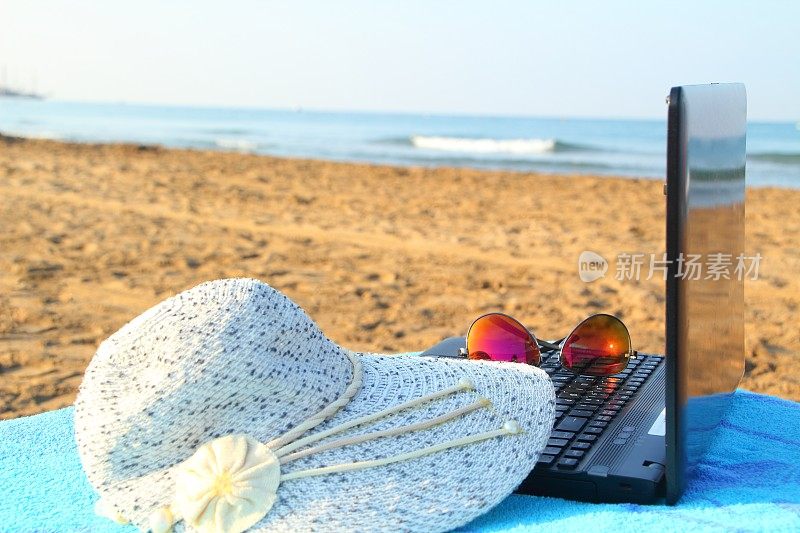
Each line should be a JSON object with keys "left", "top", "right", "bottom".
{"left": 174, "top": 434, "right": 281, "bottom": 533}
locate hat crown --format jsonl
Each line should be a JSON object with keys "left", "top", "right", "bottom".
{"left": 75, "top": 279, "right": 351, "bottom": 487}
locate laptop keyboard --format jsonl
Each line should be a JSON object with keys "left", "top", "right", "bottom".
{"left": 536, "top": 351, "right": 664, "bottom": 470}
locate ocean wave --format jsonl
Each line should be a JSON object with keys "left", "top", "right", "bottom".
{"left": 214, "top": 138, "right": 258, "bottom": 152}
{"left": 409, "top": 135, "right": 585, "bottom": 154}
{"left": 203, "top": 127, "right": 251, "bottom": 136}
{"left": 749, "top": 152, "right": 800, "bottom": 165}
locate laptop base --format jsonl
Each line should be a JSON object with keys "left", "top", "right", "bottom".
{"left": 420, "top": 337, "right": 666, "bottom": 504}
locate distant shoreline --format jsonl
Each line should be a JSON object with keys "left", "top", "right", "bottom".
{"left": 0, "top": 89, "right": 44, "bottom": 100}
{"left": 2, "top": 134, "right": 795, "bottom": 192}
{"left": 3, "top": 131, "right": 660, "bottom": 178}
{"left": 2, "top": 99, "right": 798, "bottom": 187}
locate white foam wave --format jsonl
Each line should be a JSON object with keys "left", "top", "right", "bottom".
{"left": 214, "top": 138, "right": 258, "bottom": 152}
{"left": 411, "top": 135, "right": 557, "bottom": 154}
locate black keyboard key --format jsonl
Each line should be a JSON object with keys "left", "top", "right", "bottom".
{"left": 600, "top": 409, "right": 617, "bottom": 417}
{"left": 589, "top": 421, "right": 608, "bottom": 429}
{"left": 563, "top": 387, "right": 589, "bottom": 395}
{"left": 557, "top": 458, "right": 578, "bottom": 469}
{"left": 618, "top": 394, "right": 632, "bottom": 401}
{"left": 575, "top": 403, "right": 599, "bottom": 412}
{"left": 584, "top": 426, "right": 603, "bottom": 435}
{"left": 537, "top": 454, "right": 556, "bottom": 466}
{"left": 564, "top": 449, "right": 585, "bottom": 459}
{"left": 569, "top": 409, "right": 594, "bottom": 418}
{"left": 556, "top": 416, "right": 588, "bottom": 433}
{"left": 556, "top": 398, "right": 576, "bottom": 406}
{"left": 565, "top": 388, "right": 590, "bottom": 396}
{"left": 551, "top": 431, "right": 574, "bottom": 440}
{"left": 571, "top": 441, "right": 591, "bottom": 450}
{"left": 567, "top": 380, "right": 590, "bottom": 387}
{"left": 608, "top": 400, "right": 625, "bottom": 407}
{"left": 586, "top": 393, "right": 609, "bottom": 400}
{"left": 558, "top": 392, "right": 582, "bottom": 401}
{"left": 576, "top": 434, "right": 597, "bottom": 442}
{"left": 596, "top": 415, "right": 612, "bottom": 422}
{"left": 581, "top": 398, "right": 604, "bottom": 405}
{"left": 543, "top": 446, "right": 562, "bottom": 455}
{"left": 547, "top": 438, "right": 569, "bottom": 447}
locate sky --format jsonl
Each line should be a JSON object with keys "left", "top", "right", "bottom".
{"left": 1, "top": 0, "right": 798, "bottom": 121}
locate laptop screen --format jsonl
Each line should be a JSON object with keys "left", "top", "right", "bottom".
{"left": 665, "top": 83, "right": 747, "bottom": 504}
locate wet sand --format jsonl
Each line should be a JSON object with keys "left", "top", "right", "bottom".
{"left": 1, "top": 137, "right": 798, "bottom": 419}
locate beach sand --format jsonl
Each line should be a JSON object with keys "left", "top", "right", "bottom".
{"left": 1, "top": 137, "right": 798, "bottom": 419}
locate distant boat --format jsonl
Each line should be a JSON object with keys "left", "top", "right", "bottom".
{"left": 0, "top": 86, "right": 44, "bottom": 100}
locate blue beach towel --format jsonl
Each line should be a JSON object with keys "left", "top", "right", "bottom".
{"left": 1, "top": 390, "right": 798, "bottom": 532}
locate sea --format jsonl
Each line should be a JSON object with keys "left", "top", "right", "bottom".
{"left": 1, "top": 99, "right": 799, "bottom": 188}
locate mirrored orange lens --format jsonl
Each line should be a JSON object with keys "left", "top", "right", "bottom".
{"left": 466, "top": 313, "right": 541, "bottom": 365}
{"left": 560, "top": 314, "right": 631, "bottom": 376}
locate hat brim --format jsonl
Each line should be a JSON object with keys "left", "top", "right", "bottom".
{"left": 102, "top": 351, "right": 554, "bottom": 532}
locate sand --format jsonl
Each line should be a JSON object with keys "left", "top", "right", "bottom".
{"left": 1, "top": 136, "right": 798, "bottom": 419}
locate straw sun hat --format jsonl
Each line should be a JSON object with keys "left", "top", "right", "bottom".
{"left": 75, "top": 278, "right": 555, "bottom": 533}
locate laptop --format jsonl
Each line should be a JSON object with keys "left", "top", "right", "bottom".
{"left": 420, "top": 83, "right": 747, "bottom": 504}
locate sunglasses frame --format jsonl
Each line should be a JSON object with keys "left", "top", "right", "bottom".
{"left": 465, "top": 311, "right": 635, "bottom": 376}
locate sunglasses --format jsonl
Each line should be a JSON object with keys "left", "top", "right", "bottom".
{"left": 460, "top": 312, "right": 635, "bottom": 377}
